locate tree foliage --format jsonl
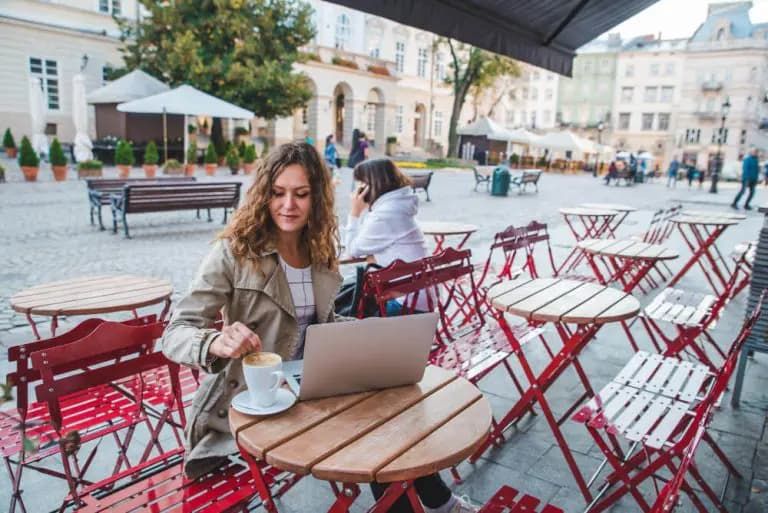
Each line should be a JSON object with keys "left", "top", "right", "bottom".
{"left": 115, "top": 140, "right": 135, "bottom": 166}
{"left": 18, "top": 136, "right": 39, "bottom": 168}
{"left": 3, "top": 128, "right": 15, "bottom": 149}
{"left": 443, "top": 40, "right": 520, "bottom": 157}
{"left": 116, "top": 0, "right": 316, "bottom": 120}
{"left": 49, "top": 138, "right": 67, "bottom": 166}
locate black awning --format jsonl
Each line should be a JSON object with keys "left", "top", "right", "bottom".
{"left": 325, "top": 0, "right": 659, "bottom": 76}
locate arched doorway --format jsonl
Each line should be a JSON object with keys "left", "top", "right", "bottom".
{"left": 332, "top": 82, "right": 353, "bottom": 146}
{"left": 366, "top": 88, "right": 385, "bottom": 149}
{"left": 414, "top": 103, "right": 426, "bottom": 148}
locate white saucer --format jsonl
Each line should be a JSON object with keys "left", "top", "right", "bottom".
{"left": 231, "top": 389, "right": 297, "bottom": 416}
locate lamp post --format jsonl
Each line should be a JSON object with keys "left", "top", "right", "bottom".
{"left": 595, "top": 122, "right": 605, "bottom": 177}
{"left": 710, "top": 96, "right": 731, "bottom": 194}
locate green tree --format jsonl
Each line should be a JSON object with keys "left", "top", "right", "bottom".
{"left": 443, "top": 40, "right": 520, "bottom": 157}
{"left": 3, "top": 128, "right": 15, "bottom": 149}
{"left": 18, "top": 136, "right": 39, "bottom": 168}
{"left": 49, "top": 138, "right": 67, "bottom": 166}
{"left": 243, "top": 144, "right": 256, "bottom": 164}
{"left": 115, "top": 140, "right": 135, "bottom": 166}
{"left": 116, "top": 0, "right": 315, "bottom": 120}
{"left": 204, "top": 144, "right": 218, "bottom": 164}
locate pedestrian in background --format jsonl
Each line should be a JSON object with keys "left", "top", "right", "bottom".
{"left": 324, "top": 134, "right": 341, "bottom": 187}
{"left": 732, "top": 147, "right": 760, "bottom": 210}
{"left": 686, "top": 161, "right": 697, "bottom": 188}
{"left": 667, "top": 156, "right": 680, "bottom": 188}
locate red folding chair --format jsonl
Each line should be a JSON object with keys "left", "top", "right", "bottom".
{"left": 571, "top": 293, "right": 763, "bottom": 513}
{"left": 1, "top": 315, "right": 161, "bottom": 513}
{"left": 28, "top": 320, "right": 186, "bottom": 509}
{"left": 479, "top": 486, "right": 563, "bottom": 512}
{"left": 729, "top": 241, "right": 755, "bottom": 300}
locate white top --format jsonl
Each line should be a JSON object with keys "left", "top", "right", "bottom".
{"left": 344, "top": 186, "right": 429, "bottom": 268}
{"left": 278, "top": 256, "right": 316, "bottom": 360}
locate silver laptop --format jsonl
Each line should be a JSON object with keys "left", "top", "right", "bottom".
{"left": 283, "top": 313, "right": 438, "bottom": 401}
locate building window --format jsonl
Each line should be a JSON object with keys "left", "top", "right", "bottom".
{"left": 417, "top": 47, "right": 428, "bottom": 78}
{"left": 618, "top": 112, "right": 630, "bottom": 130}
{"left": 642, "top": 113, "right": 654, "bottom": 130}
{"left": 545, "top": 88, "right": 553, "bottom": 100}
{"left": 657, "top": 113, "right": 670, "bottom": 131}
{"left": 665, "top": 62, "right": 675, "bottom": 75}
{"left": 547, "top": 73, "right": 554, "bottom": 81}
{"left": 505, "top": 109, "right": 515, "bottom": 126}
{"left": 660, "top": 86, "right": 674, "bottom": 103}
{"left": 650, "top": 63, "right": 660, "bottom": 76}
{"left": 621, "top": 87, "right": 633, "bottom": 103}
{"left": 625, "top": 64, "right": 634, "bottom": 77}
{"left": 532, "top": 71, "right": 540, "bottom": 80}
{"left": 334, "top": 13, "right": 351, "bottom": 50}
{"left": 29, "top": 57, "right": 59, "bottom": 110}
{"left": 543, "top": 110, "right": 551, "bottom": 124}
{"left": 395, "top": 105, "right": 404, "bottom": 133}
{"left": 99, "top": 0, "right": 120, "bottom": 15}
{"left": 741, "top": 129, "right": 747, "bottom": 145}
{"left": 301, "top": 106, "right": 308, "bottom": 125}
{"left": 685, "top": 128, "right": 701, "bottom": 143}
{"left": 369, "top": 47, "right": 380, "bottom": 59}
{"left": 102, "top": 64, "right": 113, "bottom": 85}
{"left": 395, "top": 41, "right": 405, "bottom": 73}
{"left": 531, "top": 88, "right": 538, "bottom": 100}
{"left": 435, "top": 53, "right": 446, "bottom": 81}
{"left": 522, "top": 88, "right": 529, "bottom": 100}
{"left": 433, "top": 111, "right": 443, "bottom": 137}
{"left": 530, "top": 111, "right": 537, "bottom": 128}
{"left": 366, "top": 104, "right": 376, "bottom": 133}
{"left": 644, "top": 86, "right": 658, "bottom": 103}
{"left": 712, "top": 127, "right": 728, "bottom": 144}
{"left": 584, "top": 61, "right": 592, "bottom": 73}
{"left": 521, "top": 110, "right": 527, "bottom": 126}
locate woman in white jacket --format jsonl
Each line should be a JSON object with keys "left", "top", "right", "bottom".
{"left": 344, "top": 158, "right": 428, "bottom": 267}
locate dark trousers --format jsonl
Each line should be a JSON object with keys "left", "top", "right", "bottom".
{"left": 733, "top": 179, "right": 757, "bottom": 207}
{"left": 370, "top": 474, "right": 452, "bottom": 512}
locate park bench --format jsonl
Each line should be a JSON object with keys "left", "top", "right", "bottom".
{"left": 614, "top": 168, "right": 633, "bottom": 185}
{"left": 87, "top": 177, "right": 196, "bottom": 230}
{"left": 404, "top": 170, "right": 434, "bottom": 201}
{"left": 510, "top": 170, "right": 541, "bottom": 194}
{"left": 111, "top": 182, "right": 241, "bottom": 238}
{"left": 472, "top": 166, "right": 493, "bottom": 191}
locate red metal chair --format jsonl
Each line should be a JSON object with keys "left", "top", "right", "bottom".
{"left": 0, "top": 315, "right": 161, "bottom": 513}
{"left": 28, "top": 320, "right": 186, "bottom": 509}
{"left": 479, "top": 486, "right": 563, "bottom": 512}
{"left": 729, "top": 240, "right": 755, "bottom": 300}
{"left": 571, "top": 293, "right": 763, "bottom": 513}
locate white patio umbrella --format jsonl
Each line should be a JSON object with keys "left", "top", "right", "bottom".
{"left": 117, "top": 85, "right": 254, "bottom": 161}
{"left": 72, "top": 74, "right": 93, "bottom": 162}
{"left": 29, "top": 77, "right": 49, "bottom": 155}
{"left": 533, "top": 130, "right": 592, "bottom": 156}
{"left": 637, "top": 151, "right": 655, "bottom": 160}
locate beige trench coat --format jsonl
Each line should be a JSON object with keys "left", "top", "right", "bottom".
{"left": 161, "top": 239, "right": 343, "bottom": 478}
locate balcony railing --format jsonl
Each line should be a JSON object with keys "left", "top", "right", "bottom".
{"left": 701, "top": 80, "right": 723, "bottom": 92}
{"left": 694, "top": 111, "right": 718, "bottom": 120}
{"left": 300, "top": 45, "right": 397, "bottom": 77}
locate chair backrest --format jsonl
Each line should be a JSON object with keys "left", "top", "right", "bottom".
{"left": 475, "top": 225, "right": 527, "bottom": 287}
{"left": 481, "top": 221, "right": 557, "bottom": 283}
{"left": 361, "top": 258, "right": 431, "bottom": 317}
{"left": 642, "top": 209, "right": 664, "bottom": 243}
{"left": 30, "top": 320, "right": 180, "bottom": 430}
{"left": 658, "top": 204, "right": 682, "bottom": 243}
{"left": 6, "top": 315, "right": 158, "bottom": 417}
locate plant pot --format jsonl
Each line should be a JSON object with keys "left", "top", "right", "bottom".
{"left": 243, "top": 162, "right": 255, "bottom": 174}
{"left": 143, "top": 164, "right": 157, "bottom": 178}
{"left": 21, "top": 166, "right": 39, "bottom": 182}
{"left": 184, "top": 164, "right": 196, "bottom": 176}
{"left": 5, "top": 147, "right": 17, "bottom": 159}
{"left": 217, "top": 157, "right": 226, "bottom": 166}
{"left": 117, "top": 165, "right": 131, "bottom": 178}
{"left": 205, "top": 163, "right": 217, "bottom": 176}
{"left": 52, "top": 165, "right": 67, "bottom": 181}
{"left": 229, "top": 166, "right": 240, "bottom": 175}
{"left": 77, "top": 167, "right": 103, "bottom": 179}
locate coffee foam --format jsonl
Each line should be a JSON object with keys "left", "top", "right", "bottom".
{"left": 243, "top": 352, "right": 281, "bottom": 367}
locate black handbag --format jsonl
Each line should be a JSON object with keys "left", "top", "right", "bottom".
{"left": 334, "top": 263, "right": 381, "bottom": 318}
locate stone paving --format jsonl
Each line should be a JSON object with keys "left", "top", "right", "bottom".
{"left": 0, "top": 155, "right": 766, "bottom": 512}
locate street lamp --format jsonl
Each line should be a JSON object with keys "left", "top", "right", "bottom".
{"left": 595, "top": 122, "right": 605, "bottom": 176}
{"left": 710, "top": 96, "right": 731, "bottom": 194}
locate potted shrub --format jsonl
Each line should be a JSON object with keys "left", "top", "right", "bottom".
{"left": 385, "top": 136, "right": 398, "bottom": 156}
{"left": 163, "top": 158, "right": 183, "bottom": 175}
{"left": 185, "top": 142, "right": 197, "bottom": 175}
{"left": 143, "top": 141, "right": 159, "bottom": 178}
{"left": 115, "top": 139, "right": 134, "bottom": 178}
{"left": 77, "top": 159, "right": 103, "bottom": 178}
{"left": 204, "top": 144, "right": 218, "bottom": 176}
{"left": 3, "top": 128, "right": 16, "bottom": 159}
{"left": 0, "top": 162, "right": 5, "bottom": 183}
{"left": 226, "top": 145, "right": 241, "bottom": 175}
{"left": 18, "top": 136, "right": 40, "bottom": 181}
{"left": 49, "top": 137, "right": 68, "bottom": 181}
{"left": 242, "top": 144, "right": 257, "bottom": 173}
{"left": 509, "top": 153, "right": 520, "bottom": 168}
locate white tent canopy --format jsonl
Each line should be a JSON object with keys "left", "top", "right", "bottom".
{"left": 506, "top": 128, "right": 541, "bottom": 146}
{"left": 117, "top": 85, "right": 254, "bottom": 119}
{"left": 533, "top": 130, "right": 594, "bottom": 154}
{"left": 457, "top": 116, "right": 515, "bottom": 142}
{"left": 87, "top": 69, "right": 169, "bottom": 104}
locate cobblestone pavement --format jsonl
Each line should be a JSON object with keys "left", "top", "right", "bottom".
{"left": 1, "top": 155, "right": 766, "bottom": 512}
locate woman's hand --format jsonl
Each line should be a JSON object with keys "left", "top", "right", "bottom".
{"left": 208, "top": 322, "right": 262, "bottom": 359}
{"left": 350, "top": 184, "right": 369, "bottom": 217}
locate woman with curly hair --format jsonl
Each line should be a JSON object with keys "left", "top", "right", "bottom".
{"left": 162, "top": 141, "right": 341, "bottom": 478}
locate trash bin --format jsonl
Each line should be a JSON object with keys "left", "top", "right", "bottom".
{"left": 491, "top": 166, "right": 511, "bottom": 196}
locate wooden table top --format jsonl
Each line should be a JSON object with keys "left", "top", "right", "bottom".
{"left": 559, "top": 207, "right": 618, "bottom": 217}
{"left": 10, "top": 275, "right": 173, "bottom": 316}
{"left": 579, "top": 203, "right": 638, "bottom": 213}
{"left": 418, "top": 221, "right": 478, "bottom": 235}
{"left": 671, "top": 215, "right": 740, "bottom": 226}
{"left": 488, "top": 278, "right": 640, "bottom": 324}
{"left": 577, "top": 239, "right": 679, "bottom": 261}
{"left": 338, "top": 255, "right": 376, "bottom": 266}
{"left": 682, "top": 210, "right": 747, "bottom": 221}
{"left": 230, "top": 366, "right": 491, "bottom": 484}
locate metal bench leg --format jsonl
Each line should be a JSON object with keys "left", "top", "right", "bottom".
{"left": 112, "top": 207, "right": 118, "bottom": 234}
{"left": 196, "top": 208, "right": 200, "bottom": 219}
{"left": 207, "top": 208, "right": 212, "bottom": 222}
{"left": 123, "top": 211, "right": 131, "bottom": 239}
{"left": 90, "top": 205, "right": 94, "bottom": 225}
{"left": 98, "top": 206, "right": 105, "bottom": 231}
{"left": 424, "top": 188, "right": 430, "bottom": 202}
{"left": 223, "top": 208, "right": 228, "bottom": 224}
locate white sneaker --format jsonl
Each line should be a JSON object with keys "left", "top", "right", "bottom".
{"left": 448, "top": 495, "right": 480, "bottom": 513}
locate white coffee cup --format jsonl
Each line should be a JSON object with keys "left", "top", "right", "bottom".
{"left": 242, "top": 352, "right": 285, "bottom": 408}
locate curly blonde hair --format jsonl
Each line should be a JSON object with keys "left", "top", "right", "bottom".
{"left": 219, "top": 142, "right": 339, "bottom": 272}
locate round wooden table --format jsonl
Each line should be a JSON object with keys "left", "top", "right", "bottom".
{"left": 231, "top": 366, "right": 491, "bottom": 513}
{"left": 10, "top": 275, "right": 173, "bottom": 339}
{"left": 418, "top": 221, "right": 478, "bottom": 254}
{"left": 681, "top": 210, "right": 747, "bottom": 221}
{"left": 577, "top": 239, "right": 678, "bottom": 293}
